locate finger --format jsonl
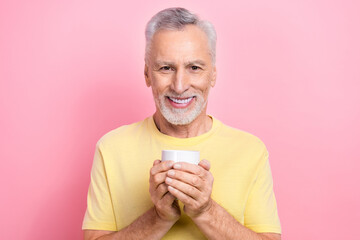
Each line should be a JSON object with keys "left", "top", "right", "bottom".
{"left": 151, "top": 171, "right": 168, "bottom": 189}
{"left": 157, "top": 183, "right": 170, "bottom": 199}
{"left": 161, "top": 191, "right": 176, "bottom": 204}
{"left": 168, "top": 185, "right": 195, "bottom": 206}
{"left": 199, "top": 159, "right": 211, "bottom": 171}
{"left": 173, "top": 162, "right": 207, "bottom": 179}
{"left": 150, "top": 160, "right": 174, "bottom": 176}
{"left": 153, "top": 159, "right": 161, "bottom": 166}
{"left": 167, "top": 169, "right": 203, "bottom": 189}
{"left": 166, "top": 177, "right": 201, "bottom": 200}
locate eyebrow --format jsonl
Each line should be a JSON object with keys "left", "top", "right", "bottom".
{"left": 154, "top": 60, "right": 207, "bottom": 67}
{"left": 185, "top": 60, "right": 207, "bottom": 67}
{"left": 154, "top": 61, "right": 175, "bottom": 67}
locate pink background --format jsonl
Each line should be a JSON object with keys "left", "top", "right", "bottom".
{"left": 1, "top": 0, "right": 359, "bottom": 239}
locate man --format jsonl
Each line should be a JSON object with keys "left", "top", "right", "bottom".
{"left": 83, "top": 7, "right": 281, "bottom": 240}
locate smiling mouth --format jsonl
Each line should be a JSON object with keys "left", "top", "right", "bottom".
{"left": 168, "top": 96, "right": 194, "bottom": 104}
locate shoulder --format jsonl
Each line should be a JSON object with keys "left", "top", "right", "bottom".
{"left": 214, "top": 118, "right": 269, "bottom": 158}
{"left": 219, "top": 121, "right": 266, "bottom": 148}
{"left": 96, "top": 118, "right": 149, "bottom": 149}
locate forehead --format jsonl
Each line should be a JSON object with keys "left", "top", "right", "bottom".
{"left": 149, "top": 25, "right": 211, "bottom": 63}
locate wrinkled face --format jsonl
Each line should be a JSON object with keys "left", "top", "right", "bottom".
{"left": 145, "top": 25, "right": 216, "bottom": 125}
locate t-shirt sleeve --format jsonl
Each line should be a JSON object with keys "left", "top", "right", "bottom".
{"left": 244, "top": 149, "right": 281, "bottom": 233}
{"left": 82, "top": 142, "right": 117, "bottom": 231}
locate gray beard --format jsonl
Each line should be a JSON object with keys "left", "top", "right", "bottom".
{"left": 156, "top": 95, "right": 208, "bottom": 125}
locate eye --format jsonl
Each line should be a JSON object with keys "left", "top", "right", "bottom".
{"left": 160, "top": 66, "right": 171, "bottom": 71}
{"left": 191, "top": 66, "right": 200, "bottom": 71}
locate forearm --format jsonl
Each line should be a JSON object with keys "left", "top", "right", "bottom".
{"left": 94, "top": 207, "right": 175, "bottom": 240}
{"left": 192, "top": 200, "right": 265, "bottom": 240}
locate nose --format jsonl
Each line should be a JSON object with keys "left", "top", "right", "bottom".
{"left": 171, "top": 68, "right": 190, "bottom": 95}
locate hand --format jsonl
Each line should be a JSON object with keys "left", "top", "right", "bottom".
{"left": 149, "top": 160, "right": 181, "bottom": 223}
{"left": 165, "top": 159, "right": 214, "bottom": 219}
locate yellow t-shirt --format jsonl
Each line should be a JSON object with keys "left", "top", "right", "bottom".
{"left": 82, "top": 116, "right": 281, "bottom": 238}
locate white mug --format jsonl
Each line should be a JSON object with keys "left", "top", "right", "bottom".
{"left": 161, "top": 150, "right": 200, "bottom": 165}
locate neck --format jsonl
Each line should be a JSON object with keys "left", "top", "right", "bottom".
{"left": 153, "top": 111, "right": 213, "bottom": 138}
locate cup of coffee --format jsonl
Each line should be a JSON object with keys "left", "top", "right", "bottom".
{"left": 161, "top": 150, "right": 200, "bottom": 165}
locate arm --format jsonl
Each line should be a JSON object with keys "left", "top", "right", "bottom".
{"left": 84, "top": 160, "right": 180, "bottom": 240}
{"left": 84, "top": 206, "right": 279, "bottom": 240}
{"left": 165, "top": 160, "right": 281, "bottom": 240}
{"left": 83, "top": 207, "right": 174, "bottom": 240}
{"left": 192, "top": 200, "right": 280, "bottom": 240}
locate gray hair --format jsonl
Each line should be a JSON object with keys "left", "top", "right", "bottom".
{"left": 145, "top": 7, "right": 217, "bottom": 65}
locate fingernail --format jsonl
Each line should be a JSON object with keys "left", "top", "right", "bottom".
{"left": 165, "top": 177, "right": 172, "bottom": 183}
{"left": 166, "top": 161, "right": 173, "bottom": 167}
{"left": 168, "top": 170, "right": 175, "bottom": 177}
{"left": 174, "top": 164, "right": 181, "bottom": 169}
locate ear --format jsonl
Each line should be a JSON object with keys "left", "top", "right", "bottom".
{"left": 144, "top": 64, "right": 151, "bottom": 87}
{"left": 210, "top": 66, "right": 217, "bottom": 87}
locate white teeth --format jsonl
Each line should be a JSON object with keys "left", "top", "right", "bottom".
{"left": 169, "top": 97, "right": 193, "bottom": 104}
